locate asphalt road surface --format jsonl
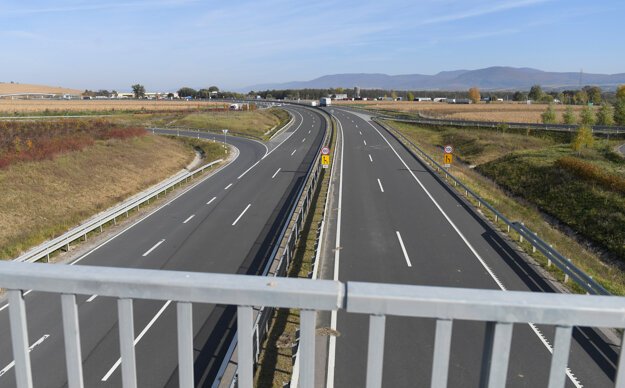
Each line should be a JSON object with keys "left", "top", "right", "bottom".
{"left": 321, "top": 107, "right": 619, "bottom": 387}
{"left": 0, "top": 105, "right": 326, "bottom": 387}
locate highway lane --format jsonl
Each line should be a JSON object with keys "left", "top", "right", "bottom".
{"left": 323, "top": 108, "right": 617, "bottom": 387}
{"left": 0, "top": 105, "right": 327, "bottom": 387}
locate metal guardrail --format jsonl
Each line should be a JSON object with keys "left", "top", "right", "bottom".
{"left": 215, "top": 107, "right": 332, "bottom": 387}
{"left": 13, "top": 158, "right": 224, "bottom": 264}
{"left": 373, "top": 112, "right": 625, "bottom": 135}
{"left": 374, "top": 118, "right": 611, "bottom": 296}
{"left": 2, "top": 261, "right": 625, "bottom": 388}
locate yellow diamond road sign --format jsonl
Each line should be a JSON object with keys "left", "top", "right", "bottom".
{"left": 321, "top": 155, "right": 330, "bottom": 168}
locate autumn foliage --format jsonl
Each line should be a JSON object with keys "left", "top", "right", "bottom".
{"left": 0, "top": 119, "right": 146, "bottom": 168}
{"left": 555, "top": 157, "right": 625, "bottom": 195}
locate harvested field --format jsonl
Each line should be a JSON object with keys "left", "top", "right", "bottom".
{"left": 0, "top": 99, "right": 234, "bottom": 114}
{"left": 337, "top": 100, "right": 596, "bottom": 124}
{"left": 0, "top": 83, "right": 82, "bottom": 96}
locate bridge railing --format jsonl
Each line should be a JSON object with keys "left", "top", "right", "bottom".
{"left": 1, "top": 261, "right": 625, "bottom": 388}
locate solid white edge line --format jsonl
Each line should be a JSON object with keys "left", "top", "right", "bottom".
{"left": 377, "top": 178, "right": 384, "bottom": 193}
{"left": 224, "top": 183, "right": 233, "bottom": 190}
{"left": 232, "top": 204, "right": 251, "bottom": 226}
{"left": 206, "top": 196, "right": 216, "bottom": 205}
{"left": 326, "top": 113, "right": 345, "bottom": 388}
{"left": 237, "top": 160, "right": 260, "bottom": 180}
{"left": 142, "top": 239, "right": 165, "bottom": 257}
{"left": 272, "top": 168, "right": 281, "bottom": 179}
{"left": 364, "top": 116, "right": 584, "bottom": 388}
{"left": 102, "top": 300, "right": 172, "bottom": 381}
{"left": 263, "top": 108, "right": 305, "bottom": 159}
{"left": 396, "top": 231, "right": 412, "bottom": 267}
{"left": 182, "top": 214, "right": 195, "bottom": 224}
{"left": 0, "top": 334, "right": 50, "bottom": 378}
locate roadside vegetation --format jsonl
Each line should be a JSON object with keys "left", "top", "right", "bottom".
{"left": 386, "top": 119, "right": 625, "bottom": 295}
{"left": 0, "top": 120, "right": 224, "bottom": 261}
{"left": 154, "top": 107, "right": 290, "bottom": 140}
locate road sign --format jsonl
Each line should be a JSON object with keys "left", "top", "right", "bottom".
{"left": 444, "top": 154, "right": 453, "bottom": 167}
{"left": 222, "top": 129, "right": 228, "bottom": 134}
{"left": 321, "top": 147, "right": 330, "bottom": 155}
{"left": 444, "top": 145, "right": 453, "bottom": 154}
{"left": 321, "top": 155, "right": 330, "bottom": 168}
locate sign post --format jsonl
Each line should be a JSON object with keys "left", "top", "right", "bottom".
{"left": 222, "top": 129, "right": 228, "bottom": 153}
{"left": 444, "top": 145, "right": 453, "bottom": 168}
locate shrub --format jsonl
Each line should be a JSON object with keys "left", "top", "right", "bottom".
{"left": 541, "top": 103, "right": 557, "bottom": 124}
{"left": 555, "top": 157, "right": 625, "bottom": 194}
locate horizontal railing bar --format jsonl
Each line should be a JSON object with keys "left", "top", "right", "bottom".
{"left": 346, "top": 281, "right": 625, "bottom": 327}
{"left": 0, "top": 262, "right": 343, "bottom": 310}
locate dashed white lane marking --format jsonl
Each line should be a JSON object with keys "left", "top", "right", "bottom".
{"left": 308, "top": 130, "right": 311, "bottom": 134}
{"left": 377, "top": 178, "right": 384, "bottom": 193}
{"left": 206, "top": 196, "right": 216, "bottom": 205}
{"left": 368, "top": 154, "right": 373, "bottom": 162}
{"left": 302, "top": 138, "right": 306, "bottom": 143}
{"left": 272, "top": 168, "right": 281, "bottom": 179}
{"left": 232, "top": 204, "right": 251, "bottom": 226}
{"left": 224, "top": 183, "right": 233, "bottom": 190}
{"left": 86, "top": 294, "right": 98, "bottom": 303}
{"left": 0, "top": 335, "right": 50, "bottom": 378}
{"left": 101, "top": 301, "right": 172, "bottom": 381}
{"left": 396, "top": 232, "right": 412, "bottom": 267}
{"left": 363, "top": 140, "right": 367, "bottom": 146}
{"left": 182, "top": 214, "right": 195, "bottom": 224}
{"left": 142, "top": 239, "right": 165, "bottom": 257}
{"left": 291, "top": 149, "right": 297, "bottom": 156}
{"left": 359, "top": 131, "right": 362, "bottom": 135}
{"left": 365, "top": 118, "right": 584, "bottom": 388}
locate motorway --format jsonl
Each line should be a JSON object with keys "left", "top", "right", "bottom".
{"left": 320, "top": 107, "right": 619, "bottom": 387}
{"left": 0, "top": 105, "right": 326, "bottom": 387}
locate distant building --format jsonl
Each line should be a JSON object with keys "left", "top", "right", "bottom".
{"left": 354, "top": 86, "right": 361, "bottom": 99}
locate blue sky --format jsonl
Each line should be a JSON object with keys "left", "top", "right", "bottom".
{"left": 1, "top": 0, "right": 623, "bottom": 92}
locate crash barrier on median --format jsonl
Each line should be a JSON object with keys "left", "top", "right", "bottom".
{"left": 1, "top": 261, "right": 625, "bottom": 388}
{"left": 374, "top": 118, "right": 610, "bottom": 296}
{"left": 13, "top": 158, "right": 224, "bottom": 264}
{"left": 213, "top": 107, "right": 332, "bottom": 387}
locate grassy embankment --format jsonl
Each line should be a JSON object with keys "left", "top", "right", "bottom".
{"left": 386, "top": 120, "right": 625, "bottom": 295}
{"left": 0, "top": 121, "right": 224, "bottom": 261}
{"left": 253, "top": 117, "right": 334, "bottom": 387}
{"left": 155, "top": 107, "right": 291, "bottom": 140}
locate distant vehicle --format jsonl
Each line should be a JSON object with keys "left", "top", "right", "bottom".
{"left": 320, "top": 97, "right": 331, "bottom": 107}
{"left": 82, "top": 96, "right": 92, "bottom": 100}
{"left": 309, "top": 101, "right": 317, "bottom": 107}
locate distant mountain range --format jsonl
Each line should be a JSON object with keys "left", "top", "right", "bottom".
{"left": 243, "top": 67, "right": 625, "bottom": 92}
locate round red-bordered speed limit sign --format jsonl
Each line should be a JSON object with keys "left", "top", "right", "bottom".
{"left": 444, "top": 145, "right": 454, "bottom": 154}
{"left": 321, "top": 147, "right": 330, "bottom": 155}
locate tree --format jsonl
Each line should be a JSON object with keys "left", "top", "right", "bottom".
{"left": 575, "top": 90, "right": 588, "bottom": 105}
{"left": 562, "top": 106, "right": 576, "bottom": 125}
{"left": 571, "top": 125, "right": 594, "bottom": 157}
{"left": 131, "top": 84, "right": 145, "bottom": 99}
{"left": 579, "top": 105, "right": 595, "bottom": 125}
{"left": 616, "top": 85, "right": 625, "bottom": 101}
{"left": 407, "top": 92, "right": 414, "bottom": 101}
{"left": 468, "top": 87, "right": 480, "bottom": 103}
{"left": 615, "top": 100, "right": 625, "bottom": 125}
{"left": 541, "top": 103, "right": 557, "bottom": 124}
{"left": 167, "top": 92, "right": 174, "bottom": 99}
{"left": 391, "top": 91, "right": 398, "bottom": 100}
{"left": 583, "top": 85, "right": 602, "bottom": 105}
{"left": 528, "top": 85, "right": 543, "bottom": 101}
{"left": 512, "top": 91, "right": 526, "bottom": 101}
{"left": 177, "top": 87, "right": 197, "bottom": 98}
{"left": 208, "top": 86, "right": 219, "bottom": 92}
{"left": 596, "top": 103, "right": 614, "bottom": 126}
{"left": 197, "top": 88, "right": 211, "bottom": 99}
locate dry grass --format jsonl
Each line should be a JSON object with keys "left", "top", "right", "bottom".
{"left": 337, "top": 100, "right": 597, "bottom": 124}
{"left": 0, "top": 134, "right": 194, "bottom": 260}
{"left": 0, "top": 83, "right": 82, "bottom": 96}
{"left": 0, "top": 100, "right": 232, "bottom": 113}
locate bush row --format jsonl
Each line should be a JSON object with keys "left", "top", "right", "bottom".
{"left": 555, "top": 157, "right": 625, "bottom": 194}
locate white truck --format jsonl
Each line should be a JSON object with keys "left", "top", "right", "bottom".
{"left": 320, "top": 97, "right": 331, "bottom": 107}
{"left": 309, "top": 101, "right": 317, "bottom": 107}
